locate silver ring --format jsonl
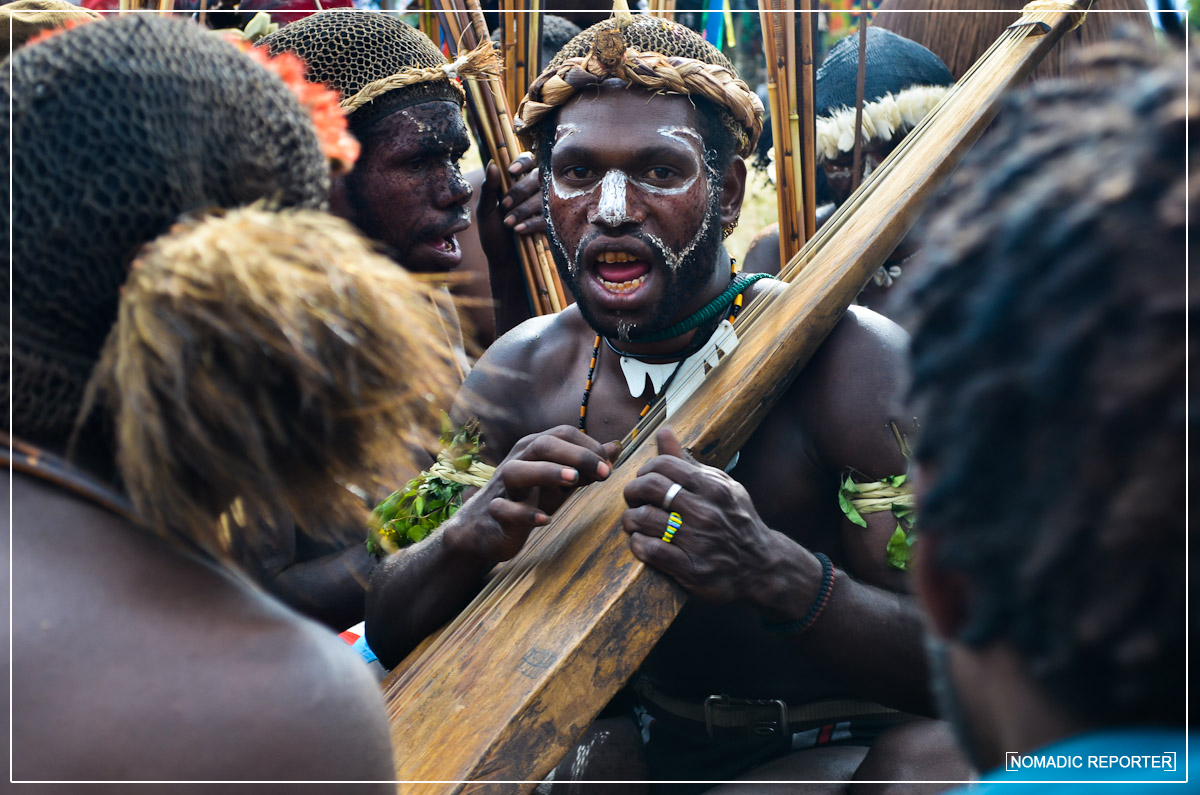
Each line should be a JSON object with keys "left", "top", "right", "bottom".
{"left": 662, "top": 482, "right": 683, "bottom": 512}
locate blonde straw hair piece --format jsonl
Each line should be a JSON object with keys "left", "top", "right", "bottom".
{"left": 341, "top": 38, "right": 501, "bottom": 114}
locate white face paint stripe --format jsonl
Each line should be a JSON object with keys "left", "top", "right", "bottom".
{"left": 595, "top": 170, "right": 630, "bottom": 226}
{"left": 550, "top": 173, "right": 595, "bottom": 201}
{"left": 625, "top": 126, "right": 704, "bottom": 196}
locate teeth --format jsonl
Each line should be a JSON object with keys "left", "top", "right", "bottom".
{"left": 598, "top": 274, "right": 647, "bottom": 293}
{"left": 598, "top": 251, "right": 636, "bottom": 263}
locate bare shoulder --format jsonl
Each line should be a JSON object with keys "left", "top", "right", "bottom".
{"left": 11, "top": 475, "right": 394, "bottom": 786}
{"left": 792, "top": 304, "right": 912, "bottom": 475}
{"left": 455, "top": 306, "right": 591, "bottom": 455}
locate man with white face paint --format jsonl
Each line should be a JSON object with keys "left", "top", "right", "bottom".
{"left": 367, "top": 13, "right": 968, "bottom": 789}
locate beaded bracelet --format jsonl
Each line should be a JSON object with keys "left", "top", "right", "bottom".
{"left": 763, "top": 552, "right": 835, "bottom": 637}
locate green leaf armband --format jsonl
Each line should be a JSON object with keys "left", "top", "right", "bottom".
{"left": 366, "top": 418, "right": 496, "bottom": 559}
{"left": 838, "top": 472, "right": 917, "bottom": 570}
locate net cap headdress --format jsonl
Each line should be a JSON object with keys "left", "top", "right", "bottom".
{"left": 259, "top": 11, "right": 500, "bottom": 131}
{"left": 4, "top": 14, "right": 330, "bottom": 442}
{"left": 515, "top": 13, "right": 764, "bottom": 158}
{"left": 815, "top": 27, "right": 954, "bottom": 163}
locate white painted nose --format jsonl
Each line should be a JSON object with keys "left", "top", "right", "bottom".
{"left": 591, "top": 170, "right": 632, "bottom": 226}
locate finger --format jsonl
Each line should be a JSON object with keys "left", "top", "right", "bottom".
{"left": 505, "top": 195, "right": 543, "bottom": 226}
{"left": 478, "top": 162, "right": 504, "bottom": 218}
{"left": 532, "top": 426, "right": 615, "bottom": 479}
{"left": 623, "top": 471, "right": 678, "bottom": 510}
{"left": 488, "top": 497, "right": 548, "bottom": 533}
{"left": 485, "top": 498, "right": 548, "bottom": 560}
{"left": 627, "top": 531, "right": 694, "bottom": 575}
{"left": 503, "top": 172, "right": 543, "bottom": 217}
{"left": 499, "top": 459, "right": 583, "bottom": 502}
{"left": 507, "top": 151, "right": 535, "bottom": 175}
{"left": 513, "top": 216, "right": 548, "bottom": 236}
{"left": 656, "top": 427, "right": 690, "bottom": 460}
{"left": 601, "top": 440, "right": 623, "bottom": 464}
{"left": 535, "top": 429, "right": 619, "bottom": 480}
{"left": 635, "top": 453, "right": 702, "bottom": 488}
{"left": 619, "top": 504, "right": 667, "bottom": 537}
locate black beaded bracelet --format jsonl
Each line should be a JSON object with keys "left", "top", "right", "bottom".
{"left": 763, "top": 552, "right": 836, "bottom": 637}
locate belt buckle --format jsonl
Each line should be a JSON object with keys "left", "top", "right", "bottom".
{"left": 704, "top": 695, "right": 790, "bottom": 740}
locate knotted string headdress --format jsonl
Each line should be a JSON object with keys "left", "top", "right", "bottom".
{"left": 515, "top": 11, "right": 763, "bottom": 158}
{"left": 260, "top": 11, "right": 500, "bottom": 132}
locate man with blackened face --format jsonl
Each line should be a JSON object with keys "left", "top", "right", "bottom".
{"left": 262, "top": 12, "right": 488, "bottom": 273}
{"left": 367, "top": 13, "right": 970, "bottom": 788}
{"left": 253, "top": 12, "right": 497, "bottom": 630}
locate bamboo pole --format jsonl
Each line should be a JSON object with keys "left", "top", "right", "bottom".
{"left": 648, "top": 0, "right": 676, "bottom": 19}
{"left": 527, "top": 0, "right": 542, "bottom": 79}
{"left": 851, "top": 16, "right": 869, "bottom": 193}
{"left": 382, "top": 5, "right": 1088, "bottom": 789}
{"left": 798, "top": 1, "right": 816, "bottom": 244}
{"left": 783, "top": 0, "right": 804, "bottom": 248}
{"left": 434, "top": 0, "right": 565, "bottom": 315}
{"left": 762, "top": 3, "right": 801, "bottom": 275}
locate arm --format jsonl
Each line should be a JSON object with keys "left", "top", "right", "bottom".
{"left": 621, "top": 308, "right": 933, "bottom": 715}
{"left": 366, "top": 330, "right": 619, "bottom": 667}
{"left": 261, "top": 542, "right": 375, "bottom": 632}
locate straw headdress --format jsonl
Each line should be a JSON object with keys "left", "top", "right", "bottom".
{"left": 516, "top": 12, "right": 764, "bottom": 158}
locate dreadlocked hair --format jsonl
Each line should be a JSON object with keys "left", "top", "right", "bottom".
{"left": 81, "top": 207, "right": 461, "bottom": 567}
{"left": 905, "top": 44, "right": 1190, "bottom": 726}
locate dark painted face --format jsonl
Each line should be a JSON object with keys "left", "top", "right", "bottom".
{"left": 338, "top": 100, "right": 473, "bottom": 273}
{"left": 821, "top": 137, "right": 899, "bottom": 207}
{"left": 543, "top": 86, "right": 730, "bottom": 341}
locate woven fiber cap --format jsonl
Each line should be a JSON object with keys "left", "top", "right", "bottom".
{"left": 517, "top": 14, "right": 763, "bottom": 158}
{"left": 815, "top": 27, "right": 954, "bottom": 162}
{"left": 259, "top": 11, "right": 498, "bottom": 133}
{"left": 4, "top": 14, "right": 329, "bottom": 442}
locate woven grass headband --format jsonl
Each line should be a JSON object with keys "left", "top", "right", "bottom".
{"left": 341, "top": 38, "right": 501, "bottom": 114}
{"left": 515, "top": 26, "right": 764, "bottom": 158}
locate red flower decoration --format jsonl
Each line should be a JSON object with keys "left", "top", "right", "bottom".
{"left": 224, "top": 32, "right": 360, "bottom": 175}
{"left": 22, "top": 15, "right": 98, "bottom": 49}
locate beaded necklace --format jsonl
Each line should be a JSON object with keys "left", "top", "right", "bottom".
{"left": 578, "top": 260, "right": 764, "bottom": 435}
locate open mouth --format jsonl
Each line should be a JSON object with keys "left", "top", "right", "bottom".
{"left": 429, "top": 234, "right": 460, "bottom": 255}
{"left": 595, "top": 251, "right": 649, "bottom": 294}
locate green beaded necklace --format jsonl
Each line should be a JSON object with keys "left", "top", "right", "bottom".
{"left": 578, "top": 266, "right": 773, "bottom": 434}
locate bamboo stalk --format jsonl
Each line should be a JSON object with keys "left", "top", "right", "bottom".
{"left": 762, "top": 4, "right": 800, "bottom": 274}
{"left": 798, "top": 1, "right": 816, "bottom": 244}
{"left": 467, "top": 0, "right": 563, "bottom": 313}
{"left": 527, "top": 1, "right": 542, "bottom": 81}
{"left": 783, "top": 0, "right": 804, "bottom": 251}
{"left": 851, "top": 16, "right": 869, "bottom": 193}
{"left": 419, "top": 0, "right": 439, "bottom": 51}
{"left": 434, "top": 0, "right": 565, "bottom": 315}
{"left": 648, "top": 0, "right": 675, "bottom": 19}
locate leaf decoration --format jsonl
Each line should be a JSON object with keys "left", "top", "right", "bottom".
{"left": 886, "top": 525, "right": 915, "bottom": 570}
{"left": 365, "top": 417, "right": 487, "bottom": 558}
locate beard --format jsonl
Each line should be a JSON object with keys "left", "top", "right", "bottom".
{"left": 545, "top": 188, "right": 724, "bottom": 342}
{"left": 926, "top": 634, "right": 989, "bottom": 773}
